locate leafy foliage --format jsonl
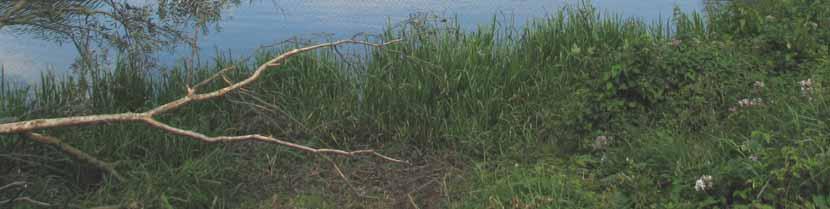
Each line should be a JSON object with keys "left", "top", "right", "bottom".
{"left": 0, "top": 0, "right": 242, "bottom": 71}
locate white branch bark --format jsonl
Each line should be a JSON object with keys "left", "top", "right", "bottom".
{"left": 0, "top": 39, "right": 408, "bottom": 177}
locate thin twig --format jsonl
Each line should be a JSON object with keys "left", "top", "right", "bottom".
{"left": 408, "top": 194, "right": 422, "bottom": 209}
{"left": 0, "top": 197, "right": 52, "bottom": 207}
{"left": 0, "top": 39, "right": 408, "bottom": 184}
{"left": 0, "top": 181, "right": 26, "bottom": 192}
{"left": 189, "top": 66, "right": 238, "bottom": 93}
{"left": 234, "top": 88, "right": 308, "bottom": 130}
{"left": 141, "top": 117, "right": 407, "bottom": 163}
{"left": 320, "top": 155, "right": 382, "bottom": 199}
{"left": 0, "top": 39, "right": 399, "bottom": 133}
{"left": 321, "top": 155, "right": 357, "bottom": 194}
{"left": 23, "top": 132, "right": 125, "bottom": 182}
{"left": 0, "top": 154, "right": 67, "bottom": 174}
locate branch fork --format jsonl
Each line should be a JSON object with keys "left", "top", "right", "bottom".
{"left": 0, "top": 39, "right": 407, "bottom": 181}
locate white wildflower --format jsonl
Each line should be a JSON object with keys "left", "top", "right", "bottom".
{"left": 694, "top": 175, "right": 714, "bottom": 192}
{"left": 800, "top": 79, "right": 813, "bottom": 91}
{"left": 749, "top": 155, "right": 759, "bottom": 162}
{"left": 694, "top": 179, "right": 706, "bottom": 191}
{"left": 738, "top": 98, "right": 751, "bottom": 107}
{"left": 737, "top": 98, "right": 764, "bottom": 108}
{"left": 753, "top": 81, "right": 765, "bottom": 89}
{"left": 800, "top": 79, "right": 814, "bottom": 100}
{"left": 807, "top": 22, "right": 819, "bottom": 29}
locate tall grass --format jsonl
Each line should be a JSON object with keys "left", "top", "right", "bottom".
{"left": 1, "top": 0, "right": 829, "bottom": 208}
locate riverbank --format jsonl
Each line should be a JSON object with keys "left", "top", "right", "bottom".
{"left": 2, "top": 0, "right": 829, "bottom": 208}
{"left": 0, "top": 0, "right": 703, "bottom": 81}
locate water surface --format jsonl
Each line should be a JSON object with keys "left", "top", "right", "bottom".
{"left": 0, "top": 0, "right": 705, "bottom": 82}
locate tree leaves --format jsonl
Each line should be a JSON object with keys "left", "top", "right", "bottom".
{"left": 0, "top": 0, "right": 242, "bottom": 72}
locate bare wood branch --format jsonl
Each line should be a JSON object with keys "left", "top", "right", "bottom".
{"left": 0, "top": 181, "right": 26, "bottom": 192}
{"left": 0, "top": 197, "right": 52, "bottom": 207}
{"left": 0, "top": 39, "right": 401, "bottom": 133}
{"left": 23, "top": 132, "right": 126, "bottom": 182}
{"left": 141, "top": 117, "right": 408, "bottom": 164}
{"left": 322, "top": 155, "right": 359, "bottom": 195}
{"left": 0, "top": 39, "right": 409, "bottom": 176}
{"left": 233, "top": 88, "right": 308, "bottom": 130}
{"left": 408, "top": 194, "right": 422, "bottom": 209}
{"left": 0, "top": 114, "right": 146, "bottom": 134}
{"left": 221, "top": 74, "right": 234, "bottom": 86}
{"left": 190, "top": 66, "right": 238, "bottom": 92}
{"left": 143, "top": 39, "right": 400, "bottom": 116}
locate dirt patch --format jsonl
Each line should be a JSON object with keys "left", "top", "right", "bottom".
{"left": 232, "top": 143, "right": 466, "bottom": 209}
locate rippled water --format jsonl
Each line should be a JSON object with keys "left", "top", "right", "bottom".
{"left": 0, "top": 0, "right": 706, "bottom": 82}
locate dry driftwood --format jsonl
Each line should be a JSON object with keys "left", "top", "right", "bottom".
{"left": 0, "top": 39, "right": 407, "bottom": 181}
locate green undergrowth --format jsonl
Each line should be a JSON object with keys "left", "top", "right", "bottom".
{"left": 2, "top": 0, "right": 829, "bottom": 208}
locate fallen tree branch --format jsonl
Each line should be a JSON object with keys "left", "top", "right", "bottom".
{"left": 0, "top": 197, "right": 52, "bottom": 207}
{"left": 23, "top": 132, "right": 125, "bottom": 182}
{"left": 0, "top": 39, "right": 407, "bottom": 181}
{"left": 0, "top": 181, "right": 26, "bottom": 192}
{"left": 141, "top": 117, "right": 408, "bottom": 163}
{"left": 0, "top": 39, "right": 401, "bottom": 134}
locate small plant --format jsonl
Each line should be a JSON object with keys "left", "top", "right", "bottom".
{"left": 694, "top": 175, "right": 714, "bottom": 192}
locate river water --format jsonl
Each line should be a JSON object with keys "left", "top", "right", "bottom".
{"left": 0, "top": 0, "right": 707, "bottom": 83}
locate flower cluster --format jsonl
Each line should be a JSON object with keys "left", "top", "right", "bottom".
{"left": 800, "top": 79, "right": 814, "bottom": 100}
{"left": 738, "top": 98, "right": 764, "bottom": 107}
{"left": 753, "top": 80, "right": 765, "bottom": 91}
{"left": 694, "top": 175, "right": 714, "bottom": 192}
{"left": 729, "top": 98, "right": 764, "bottom": 112}
{"left": 729, "top": 81, "right": 767, "bottom": 112}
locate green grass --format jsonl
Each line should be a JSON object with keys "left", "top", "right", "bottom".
{"left": 2, "top": 0, "right": 830, "bottom": 208}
